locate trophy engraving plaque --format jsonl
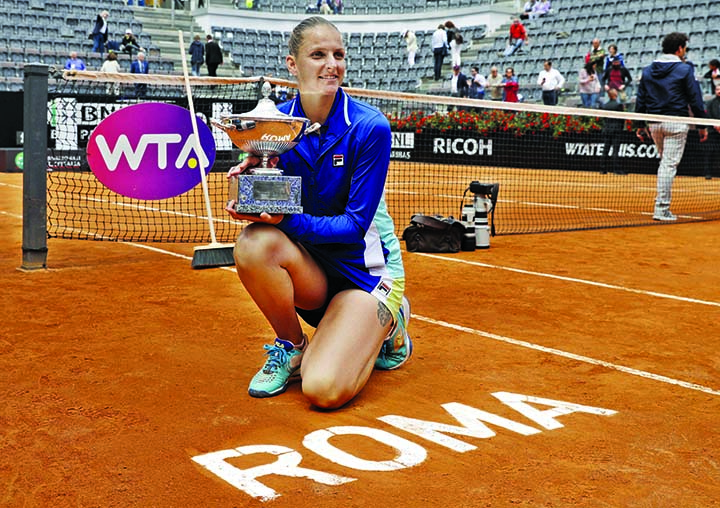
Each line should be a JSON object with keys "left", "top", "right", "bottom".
{"left": 213, "top": 82, "right": 313, "bottom": 214}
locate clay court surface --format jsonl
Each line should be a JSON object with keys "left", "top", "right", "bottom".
{"left": 2, "top": 171, "right": 720, "bottom": 507}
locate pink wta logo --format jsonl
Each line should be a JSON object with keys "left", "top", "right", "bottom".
{"left": 86, "top": 103, "right": 216, "bottom": 200}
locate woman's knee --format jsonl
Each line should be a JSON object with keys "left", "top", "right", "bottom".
{"left": 233, "top": 223, "right": 285, "bottom": 267}
{"left": 301, "top": 371, "right": 354, "bottom": 410}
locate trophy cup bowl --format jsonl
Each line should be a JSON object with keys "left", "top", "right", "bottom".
{"left": 213, "top": 83, "right": 311, "bottom": 215}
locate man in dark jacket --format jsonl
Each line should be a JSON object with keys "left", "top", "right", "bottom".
{"left": 90, "top": 10, "right": 109, "bottom": 54}
{"left": 635, "top": 32, "right": 707, "bottom": 221}
{"left": 704, "top": 84, "right": 720, "bottom": 180}
{"left": 205, "top": 34, "right": 223, "bottom": 77}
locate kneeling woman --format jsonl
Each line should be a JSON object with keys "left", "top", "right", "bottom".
{"left": 225, "top": 16, "right": 411, "bottom": 410}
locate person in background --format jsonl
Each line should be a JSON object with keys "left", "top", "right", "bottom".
{"left": 469, "top": 65, "right": 487, "bottom": 99}
{"left": 90, "top": 10, "right": 110, "bottom": 54}
{"left": 704, "top": 84, "right": 720, "bottom": 180}
{"left": 205, "top": 34, "right": 223, "bottom": 77}
{"left": 224, "top": 16, "right": 412, "bottom": 409}
{"left": 120, "top": 29, "right": 143, "bottom": 57}
{"left": 64, "top": 51, "right": 86, "bottom": 71}
{"left": 502, "top": 66, "right": 519, "bottom": 102}
{"left": 703, "top": 59, "right": 720, "bottom": 95}
{"left": 578, "top": 61, "right": 601, "bottom": 108}
{"left": 450, "top": 65, "right": 469, "bottom": 98}
{"left": 431, "top": 23, "right": 447, "bottom": 81}
{"left": 450, "top": 32, "right": 463, "bottom": 68}
{"left": 188, "top": 34, "right": 205, "bottom": 77}
{"left": 403, "top": 30, "right": 417, "bottom": 67}
{"left": 600, "top": 88, "right": 626, "bottom": 175}
{"left": 486, "top": 65, "right": 503, "bottom": 100}
{"left": 585, "top": 38, "right": 606, "bottom": 69}
{"left": 635, "top": 32, "right": 707, "bottom": 221}
{"left": 130, "top": 51, "right": 149, "bottom": 98}
{"left": 100, "top": 51, "right": 121, "bottom": 95}
{"left": 604, "top": 43, "right": 624, "bottom": 71}
{"left": 537, "top": 59, "right": 564, "bottom": 105}
{"left": 602, "top": 57, "right": 633, "bottom": 102}
{"left": 504, "top": 18, "right": 528, "bottom": 57}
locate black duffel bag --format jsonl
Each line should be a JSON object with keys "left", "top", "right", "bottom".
{"left": 402, "top": 214, "right": 466, "bottom": 253}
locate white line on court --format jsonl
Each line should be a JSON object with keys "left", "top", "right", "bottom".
{"left": 4, "top": 210, "right": 716, "bottom": 397}
{"left": 129, "top": 243, "right": 720, "bottom": 397}
{"left": 416, "top": 253, "right": 720, "bottom": 308}
{"left": 0, "top": 210, "right": 22, "bottom": 219}
{"left": 413, "top": 314, "right": 720, "bottom": 397}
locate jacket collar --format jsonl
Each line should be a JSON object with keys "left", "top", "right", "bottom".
{"left": 289, "top": 88, "right": 353, "bottom": 162}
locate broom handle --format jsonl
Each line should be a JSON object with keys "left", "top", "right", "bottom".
{"left": 178, "top": 30, "right": 219, "bottom": 245}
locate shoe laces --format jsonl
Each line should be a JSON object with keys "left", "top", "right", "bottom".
{"left": 262, "top": 343, "right": 292, "bottom": 373}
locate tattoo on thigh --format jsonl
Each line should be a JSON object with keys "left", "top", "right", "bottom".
{"left": 377, "top": 302, "right": 392, "bottom": 327}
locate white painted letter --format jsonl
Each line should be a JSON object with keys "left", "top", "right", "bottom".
{"left": 493, "top": 392, "right": 617, "bottom": 430}
{"left": 192, "top": 445, "right": 355, "bottom": 502}
{"left": 303, "top": 426, "right": 427, "bottom": 471}
{"left": 379, "top": 402, "right": 540, "bottom": 452}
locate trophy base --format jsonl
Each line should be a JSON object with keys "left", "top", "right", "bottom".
{"left": 229, "top": 174, "right": 303, "bottom": 215}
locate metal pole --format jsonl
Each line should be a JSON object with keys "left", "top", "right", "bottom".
{"left": 21, "top": 64, "right": 49, "bottom": 270}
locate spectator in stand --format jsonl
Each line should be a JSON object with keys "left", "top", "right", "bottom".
{"left": 502, "top": 67, "right": 519, "bottom": 102}
{"left": 130, "top": 51, "right": 149, "bottom": 98}
{"left": 635, "top": 32, "right": 707, "bottom": 221}
{"left": 521, "top": 0, "right": 550, "bottom": 20}
{"left": 450, "top": 65, "right": 469, "bottom": 98}
{"left": 332, "top": 0, "right": 343, "bottom": 14}
{"left": 450, "top": 32, "right": 463, "bottom": 68}
{"left": 444, "top": 21, "right": 459, "bottom": 47}
{"left": 537, "top": 60, "right": 564, "bottom": 105}
{"left": 505, "top": 18, "right": 528, "bottom": 57}
{"left": 578, "top": 61, "right": 601, "bottom": 108}
{"left": 100, "top": 51, "right": 121, "bottom": 96}
{"left": 431, "top": 23, "right": 447, "bottom": 81}
{"left": 188, "top": 34, "right": 205, "bottom": 77}
{"left": 602, "top": 58, "right": 633, "bottom": 102}
{"left": 585, "top": 38, "right": 606, "bottom": 69}
{"left": 469, "top": 65, "right": 486, "bottom": 99}
{"left": 600, "top": 88, "right": 626, "bottom": 175}
{"left": 90, "top": 10, "right": 110, "bottom": 54}
{"left": 704, "top": 84, "right": 720, "bottom": 180}
{"left": 205, "top": 34, "right": 223, "bottom": 77}
{"left": 120, "top": 29, "right": 143, "bottom": 57}
{"left": 604, "top": 43, "right": 624, "bottom": 71}
{"left": 486, "top": 65, "right": 503, "bottom": 100}
{"left": 703, "top": 59, "right": 720, "bottom": 95}
{"left": 64, "top": 51, "right": 86, "bottom": 71}
{"left": 318, "top": 0, "right": 332, "bottom": 15}
{"left": 402, "top": 30, "right": 417, "bottom": 67}
{"left": 521, "top": 0, "right": 535, "bottom": 17}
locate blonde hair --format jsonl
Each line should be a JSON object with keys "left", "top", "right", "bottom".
{"left": 288, "top": 16, "right": 340, "bottom": 57}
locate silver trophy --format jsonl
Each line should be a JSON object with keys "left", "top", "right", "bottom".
{"left": 213, "top": 82, "right": 315, "bottom": 214}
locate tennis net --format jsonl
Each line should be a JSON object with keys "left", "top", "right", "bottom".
{"left": 44, "top": 71, "right": 720, "bottom": 243}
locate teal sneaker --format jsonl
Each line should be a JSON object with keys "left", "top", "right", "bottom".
{"left": 248, "top": 338, "right": 304, "bottom": 398}
{"left": 375, "top": 296, "right": 413, "bottom": 370}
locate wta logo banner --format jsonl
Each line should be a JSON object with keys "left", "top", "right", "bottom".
{"left": 86, "top": 103, "right": 216, "bottom": 200}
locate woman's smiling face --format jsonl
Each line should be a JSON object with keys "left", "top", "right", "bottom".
{"left": 287, "top": 24, "right": 346, "bottom": 99}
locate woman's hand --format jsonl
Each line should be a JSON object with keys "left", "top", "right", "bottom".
{"left": 224, "top": 200, "right": 285, "bottom": 224}
{"left": 226, "top": 155, "right": 280, "bottom": 179}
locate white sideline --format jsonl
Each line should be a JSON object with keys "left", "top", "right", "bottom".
{"left": 414, "top": 315, "right": 720, "bottom": 397}
{"left": 128, "top": 243, "right": 720, "bottom": 397}
{"left": 415, "top": 253, "right": 720, "bottom": 308}
{"left": 2, "top": 209, "right": 717, "bottom": 397}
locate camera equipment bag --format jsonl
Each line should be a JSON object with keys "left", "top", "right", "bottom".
{"left": 402, "top": 214, "right": 466, "bottom": 253}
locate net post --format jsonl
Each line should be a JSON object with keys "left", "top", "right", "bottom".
{"left": 21, "top": 64, "right": 49, "bottom": 271}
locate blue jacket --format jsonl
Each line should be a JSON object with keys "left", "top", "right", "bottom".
{"left": 635, "top": 54, "right": 706, "bottom": 118}
{"left": 274, "top": 88, "right": 404, "bottom": 296}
